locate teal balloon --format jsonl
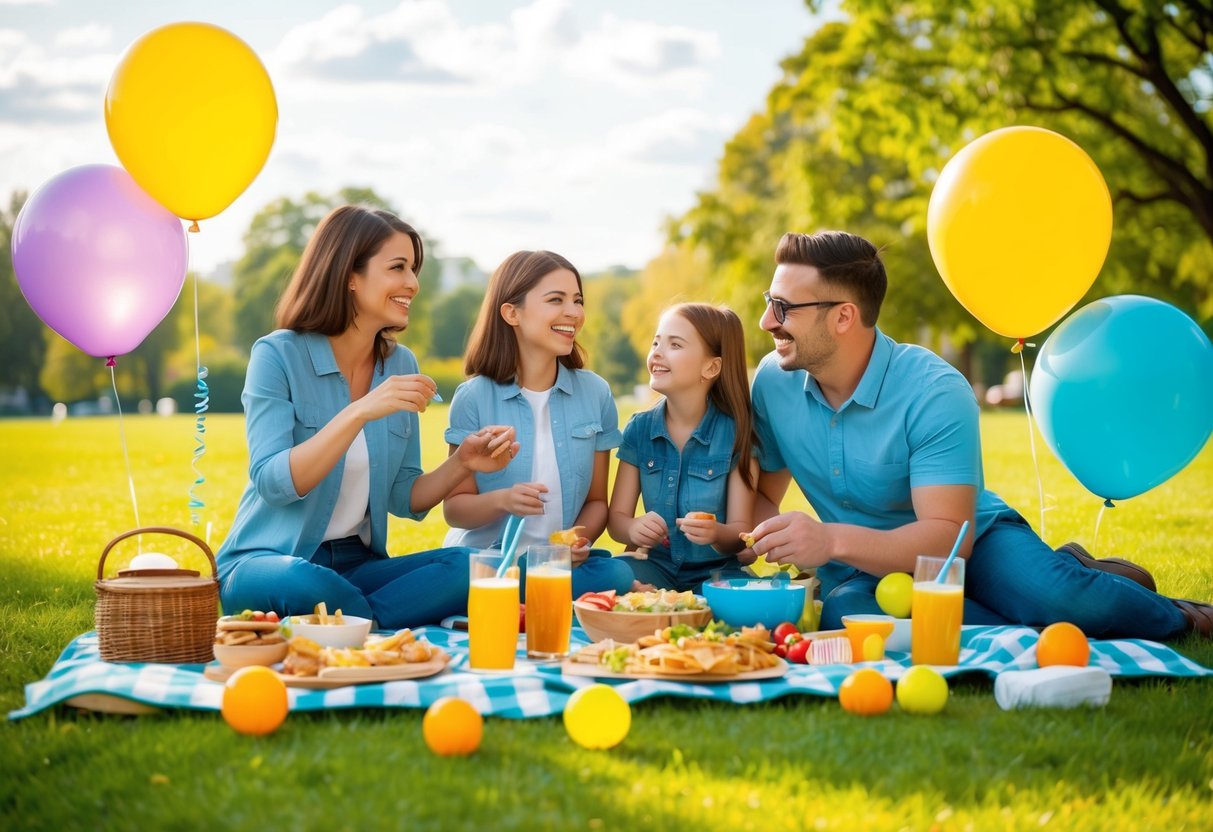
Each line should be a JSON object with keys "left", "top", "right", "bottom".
{"left": 1030, "top": 296, "right": 1213, "bottom": 501}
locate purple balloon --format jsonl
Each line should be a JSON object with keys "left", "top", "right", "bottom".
{"left": 12, "top": 164, "right": 187, "bottom": 358}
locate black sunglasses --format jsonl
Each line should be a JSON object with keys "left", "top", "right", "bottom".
{"left": 763, "top": 291, "right": 844, "bottom": 325}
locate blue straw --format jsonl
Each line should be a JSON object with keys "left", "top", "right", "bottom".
{"left": 936, "top": 520, "right": 970, "bottom": 584}
{"left": 496, "top": 514, "right": 527, "bottom": 578}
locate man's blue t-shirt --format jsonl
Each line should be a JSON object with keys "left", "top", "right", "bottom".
{"left": 751, "top": 329, "right": 1016, "bottom": 589}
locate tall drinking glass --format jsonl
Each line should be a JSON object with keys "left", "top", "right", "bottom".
{"left": 911, "top": 555, "right": 965, "bottom": 665}
{"left": 525, "top": 544, "right": 572, "bottom": 659}
{"left": 468, "top": 550, "right": 519, "bottom": 671}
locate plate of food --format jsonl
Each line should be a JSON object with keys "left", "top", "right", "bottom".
{"left": 563, "top": 621, "right": 786, "bottom": 683}
{"left": 204, "top": 628, "right": 449, "bottom": 689}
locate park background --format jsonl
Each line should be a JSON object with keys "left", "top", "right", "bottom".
{"left": 2, "top": 2, "right": 1212, "bottom": 830}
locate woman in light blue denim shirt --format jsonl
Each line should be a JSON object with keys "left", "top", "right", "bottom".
{"left": 442, "top": 250, "right": 633, "bottom": 597}
{"left": 216, "top": 206, "right": 518, "bottom": 629}
{"left": 608, "top": 304, "right": 758, "bottom": 592}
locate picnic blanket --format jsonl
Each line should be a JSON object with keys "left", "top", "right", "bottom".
{"left": 10, "top": 625, "right": 1211, "bottom": 721}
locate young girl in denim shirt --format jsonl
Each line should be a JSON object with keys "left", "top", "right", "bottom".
{"left": 442, "top": 250, "right": 634, "bottom": 596}
{"left": 607, "top": 304, "right": 758, "bottom": 592}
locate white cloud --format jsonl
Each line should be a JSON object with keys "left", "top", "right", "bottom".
{"left": 54, "top": 23, "right": 111, "bottom": 49}
{"left": 0, "top": 0, "right": 52, "bottom": 6}
{"left": 570, "top": 13, "right": 719, "bottom": 94}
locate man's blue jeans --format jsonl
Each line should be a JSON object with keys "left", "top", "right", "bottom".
{"left": 819, "top": 514, "right": 1187, "bottom": 640}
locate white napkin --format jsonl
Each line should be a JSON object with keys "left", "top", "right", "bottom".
{"left": 994, "top": 666, "right": 1112, "bottom": 710}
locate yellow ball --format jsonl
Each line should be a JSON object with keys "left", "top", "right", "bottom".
{"left": 221, "top": 666, "right": 288, "bottom": 736}
{"left": 896, "top": 666, "right": 949, "bottom": 715}
{"left": 862, "top": 633, "right": 886, "bottom": 662}
{"left": 563, "top": 684, "right": 631, "bottom": 749}
{"left": 875, "top": 573, "right": 913, "bottom": 618}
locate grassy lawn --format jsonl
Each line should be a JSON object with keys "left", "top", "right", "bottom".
{"left": 1, "top": 408, "right": 1211, "bottom": 830}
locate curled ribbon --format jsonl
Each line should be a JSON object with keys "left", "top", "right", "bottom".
{"left": 188, "top": 365, "right": 209, "bottom": 524}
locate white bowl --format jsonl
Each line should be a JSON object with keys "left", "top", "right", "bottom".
{"left": 213, "top": 640, "right": 289, "bottom": 668}
{"left": 287, "top": 615, "right": 372, "bottom": 648}
{"left": 887, "top": 617, "right": 912, "bottom": 653}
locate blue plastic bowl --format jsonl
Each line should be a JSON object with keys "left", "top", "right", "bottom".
{"left": 700, "top": 579, "right": 807, "bottom": 630}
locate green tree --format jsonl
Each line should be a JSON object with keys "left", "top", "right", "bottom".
{"left": 0, "top": 191, "right": 48, "bottom": 398}
{"left": 429, "top": 283, "right": 485, "bottom": 359}
{"left": 581, "top": 268, "right": 643, "bottom": 394}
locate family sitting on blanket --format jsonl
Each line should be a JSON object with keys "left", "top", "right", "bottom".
{"left": 214, "top": 206, "right": 1213, "bottom": 642}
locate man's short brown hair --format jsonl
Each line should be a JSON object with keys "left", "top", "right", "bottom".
{"left": 775, "top": 231, "right": 886, "bottom": 326}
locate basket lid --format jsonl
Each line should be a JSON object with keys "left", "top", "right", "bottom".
{"left": 115, "top": 568, "right": 201, "bottom": 578}
{"left": 97, "top": 573, "right": 216, "bottom": 591}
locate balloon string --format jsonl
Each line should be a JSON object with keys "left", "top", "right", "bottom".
{"left": 109, "top": 359, "right": 142, "bottom": 553}
{"left": 1019, "top": 347, "right": 1047, "bottom": 542}
{"left": 1093, "top": 500, "right": 1113, "bottom": 551}
{"left": 188, "top": 261, "right": 209, "bottom": 525}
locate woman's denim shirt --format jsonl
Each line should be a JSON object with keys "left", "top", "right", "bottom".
{"left": 217, "top": 330, "right": 426, "bottom": 573}
{"left": 443, "top": 365, "right": 622, "bottom": 549}
{"left": 617, "top": 399, "right": 735, "bottom": 565}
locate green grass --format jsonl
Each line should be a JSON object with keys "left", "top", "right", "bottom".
{"left": 2, "top": 409, "right": 1211, "bottom": 831}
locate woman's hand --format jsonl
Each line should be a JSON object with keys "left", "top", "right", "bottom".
{"left": 629, "top": 512, "right": 668, "bottom": 548}
{"left": 676, "top": 512, "right": 717, "bottom": 546}
{"left": 356, "top": 374, "right": 439, "bottom": 422}
{"left": 495, "top": 481, "right": 548, "bottom": 516}
{"left": 455, "top": 425, "right": 520, "bottom": 473}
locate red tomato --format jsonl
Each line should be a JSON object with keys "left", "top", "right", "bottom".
{"left": 773, "top": 622, "right": 800, "bottom": 644}
{"left": 518, "top": 604, "right": 526, "bottom": 633}
{"left": 783, "top": 633, "right": 802, "bottom": 647}
{"left": 774, "top": 644, "right": 788, "bottom": 659}
{"left": 786, "top": 639, "right": 812, "bottom": 664}
{"left": 575, "top": 590, "right": 617, "bottom": 611}
{"left": 252, "top": 610, "right": 267, "bottom": 621}
{"left": 265, "top": 611, "right": 280, "bottom": 623}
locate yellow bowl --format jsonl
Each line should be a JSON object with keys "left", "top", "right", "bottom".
{"left": 573, "top": 600, "right": 712, "bottom": 644}
{"left": 212, "top": 640, "right": 289, "bottom": 668}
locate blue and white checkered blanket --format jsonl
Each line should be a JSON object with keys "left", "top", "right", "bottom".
{"left": 10, "top": 625, "right": 1211, "bottom": 720}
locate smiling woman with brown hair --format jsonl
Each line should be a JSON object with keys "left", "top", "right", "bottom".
{"left": 215, "top": 205, "right": 519, "bottom": 629}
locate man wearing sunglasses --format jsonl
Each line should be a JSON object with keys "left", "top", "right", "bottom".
{"left": 744, "top": 230, "right": 1211, "bottom": 641}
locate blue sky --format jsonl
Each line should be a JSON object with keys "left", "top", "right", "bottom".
{"left": 0, "top": 0, "right": 820, "bottom": 275}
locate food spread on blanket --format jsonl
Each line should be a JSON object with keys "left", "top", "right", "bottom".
{"left": 576, "top": 589, "right": 706, "bottom": 613}
{"left": 570, "top": 621, "right": 779, "bottom": 676}
{"left": 214, "top": 610, "right": 285, "bottom": 647}
{"left": 282, "top": 628, "right": 436, "bottom": 676}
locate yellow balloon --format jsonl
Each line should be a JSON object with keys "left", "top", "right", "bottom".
{"left": 563, "top": 684, "right": 631, "bottom": 750}
{"left": 927, "top": 126, "right": 1112, "bottom": 339}
{"left": 106, "top": 22, "right": 277, "bottom": 224}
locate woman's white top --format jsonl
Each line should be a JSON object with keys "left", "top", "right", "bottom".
{"left": 322, "top": 429, "right": 371, "bottom": 545}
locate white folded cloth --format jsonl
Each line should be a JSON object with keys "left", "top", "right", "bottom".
{"left": 994, "top": 666, "right": 1112, "bottom": 710}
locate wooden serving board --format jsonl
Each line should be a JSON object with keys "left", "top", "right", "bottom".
{"left": 561, "top": 655, "right": 787, "bottom": 684}
{"left": 203, "top": 648, "right": 450, "bottom": 689}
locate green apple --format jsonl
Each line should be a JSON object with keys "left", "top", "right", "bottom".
{"left": 875, "top": 572, "right": 913, "bottom": 618}
{"left": 896, "top": 665, "right": 949, "bottom": 715}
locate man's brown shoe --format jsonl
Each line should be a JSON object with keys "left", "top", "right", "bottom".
{"left": 1056, "top": 542, "right": 1157, "bottom": 593}
{"left": 1172, "top": 599, "right": 1213, "bottom": 639}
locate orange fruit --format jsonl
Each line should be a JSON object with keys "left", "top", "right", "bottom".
{"left": 1036, "top": 621, "right": 1090, "bottom": 667}
{"left": 423, "top": 697, "right": 483, "bottom": 756}
{"left": 221, "top": 666, "right": 288, "bottom": 736}
{"left": 838, "top": 668, "right": 894, "bottom": 716}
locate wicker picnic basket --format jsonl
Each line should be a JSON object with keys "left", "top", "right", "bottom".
{"left": 94, "top": 527, "right": 219, "bottom": 663}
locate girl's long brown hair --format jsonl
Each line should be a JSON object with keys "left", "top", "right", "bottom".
{"left": 665, "top": 303, "right": 758, "bottom": 490}
{"left": 464, "top": 250, "right": 586, "bottom": 382}
{"left": 275, "top": 205, "right": 424, "bottom": 367}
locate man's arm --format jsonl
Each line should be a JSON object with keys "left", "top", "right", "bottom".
{"left": 753, "top": 484, "right": 975, "bottom": 575}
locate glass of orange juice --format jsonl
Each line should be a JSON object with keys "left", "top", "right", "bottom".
{"left": 525, "top": 544, "right": 572, "bottom": 659}
{"left": 912, "top": 555, "right": 965, "bottom": 665}
{"left": 468, "top": 550, "right": 520, "bottom": 671}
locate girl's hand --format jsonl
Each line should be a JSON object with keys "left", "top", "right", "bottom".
{"left": 456, "top": 426, "right": 520, "bottom": 473}
{"left": 571, "top": 537, "right": 591, "bottom": 566}
{"left": 629, "top": 512, "right": 667, "bottom": 548}
{"left": 495, "top": 481, "right": 548, "bottom": 516}
{"left": 676, "top": 511, "right": 717, "bottom": 546}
